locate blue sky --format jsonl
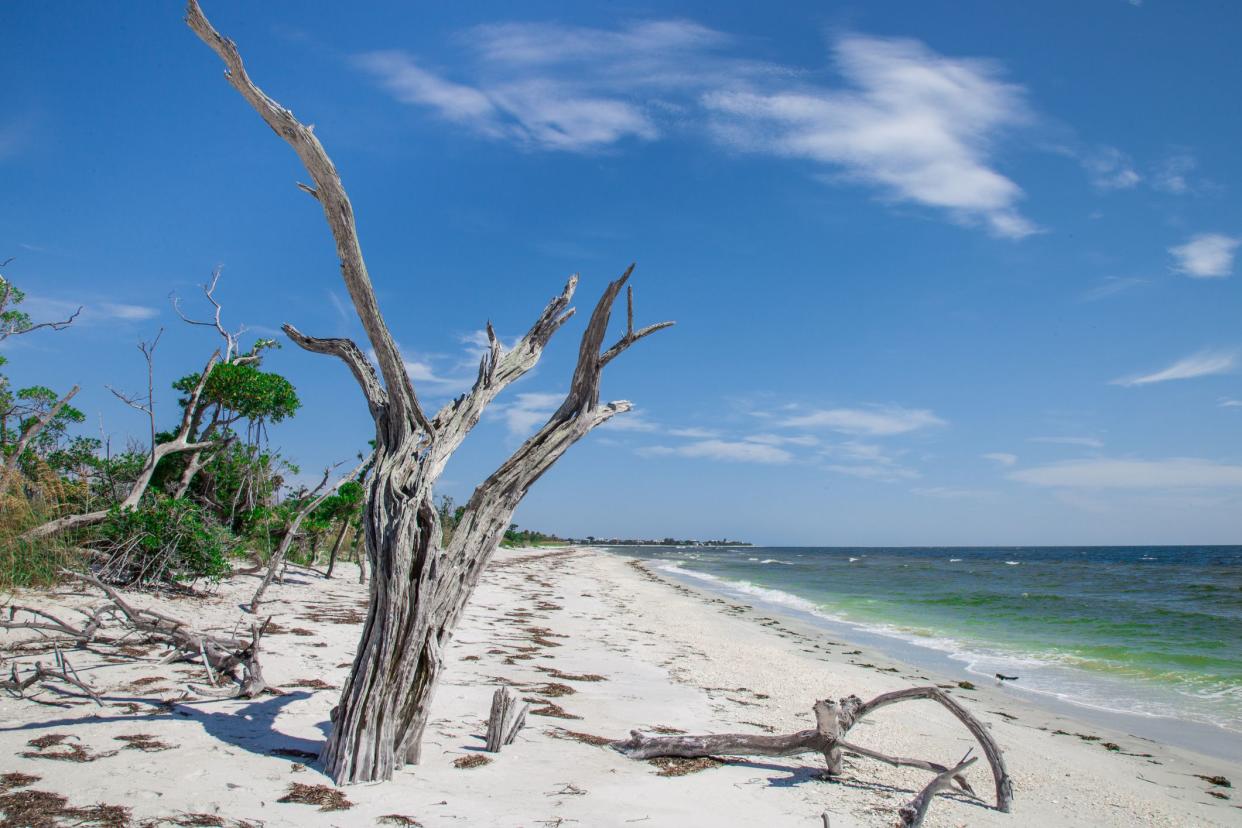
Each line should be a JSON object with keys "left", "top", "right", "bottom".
{"left": 3, "top": 0, "right": 1240, "bottom": 545}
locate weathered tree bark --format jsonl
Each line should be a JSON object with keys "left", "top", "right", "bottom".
{"left": 0, "top": 384, "right": 80, "bottom": 499}
{"left": 612, "top": 687, "right": 1013, "bottom": 825}
{"left": 187, "top": 0, "right": 672, "bottom": 784}
{"left": 248, "top": 455, "right": 369, "bottom": 614}
{"left": 21, "top": 354, "right": 223, "bottom": 540}
{"left": 484, "top": 686, "right": 529, "bottom": 752}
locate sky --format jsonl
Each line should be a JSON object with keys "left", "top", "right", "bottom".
{"left": 2, "top": 0, "right": 1240, "bottom": 546}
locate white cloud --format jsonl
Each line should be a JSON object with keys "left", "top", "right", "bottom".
{"left": 599, "top": 410, "right": 660, "bottom": 432}
{"left": 640, "top": 439, "right": 793, "bottom": 464}
{"left": 494, "top": 391, "right": 564, "bottom": 436}
{"left": 99, "top": 303, "right": 159, "bottom": 321}
{"left": 1083, "top": 146, "right": 1140, "bottom": 190}
{"left": 1010, "top": 458, "right": 1242, "bottom": 489}
{"left": 1220, "top": 398, "right": 1242, "bottom": 408}
{"left": 1169, "top": 233, "right": 1239, "bottom": 278}
{"left": 357, "top": 26, "right": 1036, "bottom": 236}
{"left": 982, "top": 452, "right": 1017, "bottom": 466}
{"left": 1079, "top": 276, "right": 1148, "bottom": 302}
{"left": 780, "top": 405, "right": 946, "bottom": 435}
{"left": 913, "top": 486, "right": 994, "bottom": 499}
{"left": 1152, "top": 153, "right": 1196, "bottom": 194}
{"left": 666, "top": 426, "right": 721, "bottom": 439}
{"left": 1111, "top": 349, "right": 1236, "bottom": 387}
{"left": 826, "top": 463, "right": 918, "bottom": 481}
{"left": 1028, "top": 436, "right": 1104, "bottom": 449}
{"left": 744, "top": 432, "right": 819, "bottom": 446}
{"left": 705, "top": 35, "right": 1036, "bottom": 237}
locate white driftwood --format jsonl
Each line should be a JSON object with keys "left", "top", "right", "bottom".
{"left": 612, "top": 687, "right": 1013, "bottom": 826}
{"left": 186, "top": 0, "right": 672, "bottom": 785}
{"left": 484, "top": 686, "right": 529, "bottom": 752}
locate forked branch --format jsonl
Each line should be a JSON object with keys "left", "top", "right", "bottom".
{"left": 612, "top": 687, "right": 1012, "bottom": 828}
{"left": 186, "top": 0, "right": 427, "bottom": 438}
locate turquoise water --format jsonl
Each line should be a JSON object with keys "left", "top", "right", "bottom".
{"left": 607, "top": 545, "right": 1242, "bottom": 738}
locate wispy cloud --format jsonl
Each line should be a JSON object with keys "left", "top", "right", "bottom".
{"left": 913, "top": 485, "right": 995, "bottom": 499}
{"left": 982, "top": 452, "right": 1017, "bottom": 466}
{"left": 1082, "top": 146, "right": 1140, "bottom": 191}
{"left": 820, "top": 440, "right": 917, "bottom": 481}
{"left": 1169, "top": 233, "right": 1239, "bottom": 278}
{"left": 1220, "top": 398, "right": 1242, "bottom": 408}
{"left": 780, "top": 405, "right": 946, "bottom": 435}
{"left": 493, "top": 391, "right": 563, "bottom": 436}
{"left": 358, "top": 27, "right": 1036, "bottom": 236}
{"left": 745, "top": 432, "right": 819, "bottom": 446}
{"left": 640, "top": 439, "right": 793, "bottom": 464}
{"left": 1152, "top": 152, "right": 1197, "bottom": 195}
{"left": 1079, "top": 276, "right": 1148, "bottom": 302}
{"left": 706, "top": 35, "right": 1036, "bottom": 238}
{"left": 18, "top": 295, "right": 159, "bottom": 326}
{"left": 1028, "top": 436, "right": 1104, "bottom": 449}
{"left": 1010, "top": 458, "right": 1242, "bottom": 489}
{"left": 826, "top": 463, "right": 918, "bottom": 481}
{"left": 1111, "top": 349, "right": 1236, "bottom": 387}
{"left": 666, "top": 426, "right": 721, "bottom": 439}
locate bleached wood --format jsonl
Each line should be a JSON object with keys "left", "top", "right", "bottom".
{"left": 186, "top": 0, "right": 671, "bottom": 785}
{"left": 484, "top": 686, "right": 529, "bottom": 752}
{"left": 612, "top": 687, "right": 1012, "bottom": 822}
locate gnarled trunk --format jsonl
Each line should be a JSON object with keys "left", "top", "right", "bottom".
{"left": 188, "top": 0, "right": 672, "bottom": 785}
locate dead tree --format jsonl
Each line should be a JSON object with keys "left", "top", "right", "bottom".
{"left": 187, "top": 0, "right": 673, "bottom": 783}
{"left": 612, "top": 687, "right": 1013, "bottom": 827}
{"left": 21, "top": 352, "right": 225, "bottom": 540}
{"left": 247, "top": 454, "right": 370, "bottom": 614}
{"left": 484, "top": 686, "right": 529, "bottom": 752}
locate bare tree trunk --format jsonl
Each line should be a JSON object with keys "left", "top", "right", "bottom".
{"left": 325, "top": 520, "right": 349, "bottom": 579}
{"left": 0, "top": 385, "right": 79, "bottom": 499}
{"left": 187, "top": 1, "right": 671, "bottom": 785}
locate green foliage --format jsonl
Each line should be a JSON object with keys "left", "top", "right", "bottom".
{"left": 98, "top": 496, "right": 232, "bottom": 584}
{"left": 0, "top": 276, "right": 33, "bottom": 339}
{"left": 0, "top": 538, "right": 83, "bottom": 590}
{"left": 174, "top": 361, "right": 300, "bottom": 424}
{"left": 500, "top": 523, "right": 563, "bottom": 548}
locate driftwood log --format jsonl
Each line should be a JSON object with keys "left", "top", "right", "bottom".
{"left": 187, "top": 0, "right": 672, "bottom": 784}
{"left": 612, "top": 687, "right": 1012, "bottom": 828}
{"left": 484, "top": 686, "right": 529, "bottom": 752}
{"left": 0, "top": 570, "right": 270, "bottom": 699}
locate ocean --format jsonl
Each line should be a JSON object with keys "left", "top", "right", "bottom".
{"left": 603, "top": 545, "right": 1242, "bottom": 754}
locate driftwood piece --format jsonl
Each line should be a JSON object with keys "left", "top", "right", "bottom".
{"left": 1, "top": 648, "right": 100, "bottom": 704}
{"left": 484, "top": 686, "right": 529, "bottom": 752}
{"left": 1, "top": 570, "right": 269, "bottom": 699}
{"left": 612, "top": 686, "right": 1012, "bottom": 827}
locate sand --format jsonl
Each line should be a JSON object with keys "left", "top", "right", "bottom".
{"left": 2, "top": 545, "right": 1239, "bottom": 827}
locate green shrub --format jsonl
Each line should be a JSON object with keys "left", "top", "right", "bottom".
{"left": 97, "top": 496, "right": 231, "bottom": 584}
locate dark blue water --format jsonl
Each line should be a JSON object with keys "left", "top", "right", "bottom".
{"left": 606, "top": 545, "right": 1242, "bottom": 737}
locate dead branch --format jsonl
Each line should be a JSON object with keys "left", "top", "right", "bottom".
{"left": 21, "top": 352, "right": 225, "bottom": 541}
{"left": 171, "top": 266, "right": 250, "bottom": 362}
{"left": 612, "top": 687, "right": 1012, "bottom": 825}
{"left": 0, "top": 264, "right": 82, "bottom": 340}
{"left": 1, "top": 649, "right": 100, "bottom": 704}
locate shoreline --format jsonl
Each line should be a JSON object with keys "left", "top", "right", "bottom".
{"left": 629, "top": 550, "right": 1242, "bottom": 765}
{"left": 1, "top": 545, "right": 1238, "bottom": 826}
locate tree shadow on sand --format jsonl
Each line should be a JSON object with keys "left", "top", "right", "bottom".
{"left": 0, "top": 689, "right": 334, "bottom": 771}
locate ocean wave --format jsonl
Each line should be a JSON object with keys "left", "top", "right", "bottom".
{"left": 1005, "top": 561, "right": 1021, "bottom": 565}
{"left": 760, "top": 558, "right": 795, "bottom": 565}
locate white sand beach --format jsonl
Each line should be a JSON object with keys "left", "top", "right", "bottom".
{"left": 2, "top": 546, "right": 1239, "bottom": 827}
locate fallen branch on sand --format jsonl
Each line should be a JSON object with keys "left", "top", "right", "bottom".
{"left": 1, "top": 570, "right": 269, "bottom": 699}
{"left": 1, "top": 648, "right": 100, "bottom": 704}
{"left": 611, "top": 686, "right": 1012, "bottom": 828}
